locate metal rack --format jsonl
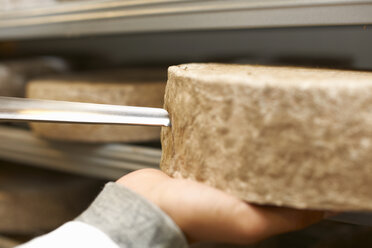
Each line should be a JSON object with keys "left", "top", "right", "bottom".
{"left": 0, "top": 125, "right": 161, "bottom": 179}
{"left": 1, "top": 0, "right": 372, "bottom": 40}
{"left": 1, "top": 0, "right": 372, "bottom": 230}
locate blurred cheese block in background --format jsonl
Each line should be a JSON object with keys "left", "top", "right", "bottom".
{"left": 161, "top": 63, "right": 372, "bottom": 211}
{"left": 0, "top": 162, "right": 101, "bottom": 235}
{"left": 0, "top": 57, "right": 68, "bottom": 97}
{"left": 27, "top": 69, "right": 166, "bottom": 143}
{"left": 0, "top": 0, "right": 55, "bottom": 11}
{"left": 0, "top": 0, "right": 92, "bottom": 11}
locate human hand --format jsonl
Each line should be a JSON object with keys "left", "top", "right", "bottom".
{"left": 117, "top": 169, "right": 324, "bottom": 245}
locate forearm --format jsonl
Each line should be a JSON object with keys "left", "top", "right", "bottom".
{"left": 17, "top": 182, "right": 188, "bottom": 248}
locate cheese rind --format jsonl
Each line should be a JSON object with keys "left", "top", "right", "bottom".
{"left": 161, "top": 63, "right": 372, "bottom": 211}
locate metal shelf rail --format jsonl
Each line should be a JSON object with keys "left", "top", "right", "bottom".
{"left": 0, "top": 125, "right": 161, "bottom": 179}
{"left": 1, "top": 0, "right": 372, "bottom": 40}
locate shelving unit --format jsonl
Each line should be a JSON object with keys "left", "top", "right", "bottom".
{"left": 0, "top": 125, "right": 160, "bottom": 179}
{"left": 1, "top": 0, "right": 372, "bottom": 40}
{"left": 1, "top": 0, "right": 371, "bottom": 181}
{"left": 1, "top": 0, "right": 372, "bottom": 239}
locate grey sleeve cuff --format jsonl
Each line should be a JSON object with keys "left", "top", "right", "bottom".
{"left": 76, "top": 182, "right": 188, "bottom": 248}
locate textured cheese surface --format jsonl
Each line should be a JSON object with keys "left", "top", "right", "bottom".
{"left": 27, "top": 69, "right": 166, "bottom": 142}
{"left": 161, "top": 63, "right": 372, "bottom": 211}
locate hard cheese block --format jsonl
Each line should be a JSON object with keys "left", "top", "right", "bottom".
{"left": 27, "top": 69, "right": 166, "bottom": 142}
{"left": 161, "top": 63, "right": 372, "bottom": 211}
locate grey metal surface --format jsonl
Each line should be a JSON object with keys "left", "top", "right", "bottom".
{"left": 0, "top": 125, "right": 161, "bottom": 179}
{"left": 0, "top": 0, "right": 372, "bottom": 40}
{"left": 0, "top": 97, "right": 171, "bottom": 127}
{"left": 11, "top": 26, "right": 372, "bottom": 70}
{"left": 328, "top": 212, "right": 372, "bottom": 226}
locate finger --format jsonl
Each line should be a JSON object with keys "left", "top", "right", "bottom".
{"left": 117, "top": 168, "right": 169, "bottom": 186}
{"left": 240, "top": 205, "right": 324, "bottom": 240}
{"left": 156, "top": 179, "right": 273, "bottom": 244}
{"left": 118, "top": 170, "right": 324, "bottom": 245}
{"left": 116, "top": 168, "right": 170, "bottom": 205}
{"left": 160, "top": 179, "right": 323, "bottom": 244}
